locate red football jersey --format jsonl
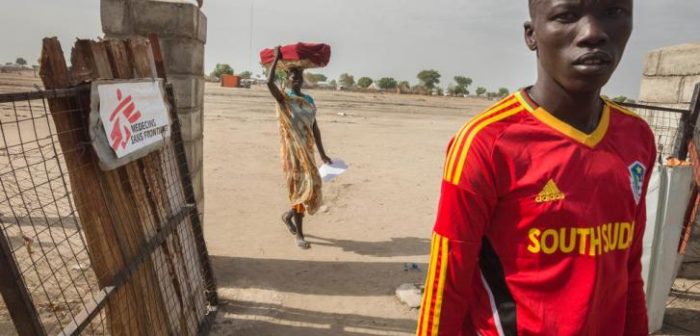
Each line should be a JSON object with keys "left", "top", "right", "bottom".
{"left": 417, "top": 90, "right": 656, "bottom": 336}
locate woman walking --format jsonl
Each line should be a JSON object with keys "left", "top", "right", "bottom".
{"left": 267, "top": 46, "right": 332, "bottom": 249}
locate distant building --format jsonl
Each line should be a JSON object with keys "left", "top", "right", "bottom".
{"left": 0, "top": 64, "right": 23, "bottom": 73}
{"left": 315, "top": 81, "right": 335, "bottom": 89}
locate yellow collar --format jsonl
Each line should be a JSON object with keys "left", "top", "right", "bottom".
{"left": 515, "top": 90, "right": 609, "bottom": 148}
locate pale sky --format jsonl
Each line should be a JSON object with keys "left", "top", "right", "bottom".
{"left": 1, "top": 0, "right": 698, "bottom": 98}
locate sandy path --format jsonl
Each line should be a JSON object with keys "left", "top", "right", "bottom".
{"left": 204, "top": 85, "right": 488, "bottom": 335}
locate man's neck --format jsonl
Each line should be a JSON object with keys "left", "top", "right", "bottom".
{"left": 528, "top": 77, "right": 603, "bottom": 135}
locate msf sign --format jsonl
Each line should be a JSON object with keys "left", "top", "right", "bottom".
{"left": 97, "top": 81, "right": 171, "bottom": 159}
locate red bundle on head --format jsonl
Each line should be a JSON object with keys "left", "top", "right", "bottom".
{"left": 260, "top": 42, "right": 331, "bottom": 70}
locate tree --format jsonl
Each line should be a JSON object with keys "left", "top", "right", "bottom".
{"left": 239, "top": 71, "right": 252, "bottom": 79}
{"left": 454, "top": 76, "right": 472, "bottom": 88}
{"left": 452, "top": 76, "right": 472, "bottom": 96}
{"left": 210, "top": 64, "right": 234, "bottom": 78}
{"left": 398, "top": 81, "right": 410, "bottom": 90}
{"left": 304, "top": 73, "right": 327, "bottom": 86}
{"left": 329, "top": 79, "right": 337, "bottom": 87}
{"left": 357, "top": 77, "right": 373, "bottom": 89}
{"left": 15, "top": 58, "right": 27, "bottom": 66}
{"left": 476, "top": 87, "right": 487, "bottom": 97}
{"left": 498, "top": 87, "right": 510, "bottom": 98}
{"left": 456, "top": 86, "right": 470, "bottom": 96}
{"left": 417, "top": 70, "right": 441, "bottom": 89}
{"left": 339, "top": 73, "right": 355, "bottom": 88}
{"left": 487, "top": 92, "right": 499, "bottom": 99}
{"left": 306, "top": 73, "right": 327, "bottom": 83}
{"left": 377, "top": 77, "right": 398, "bottom": 90}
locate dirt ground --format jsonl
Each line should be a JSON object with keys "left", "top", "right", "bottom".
{"left": 0, "top": 71, "right": 698, "bottom": 335}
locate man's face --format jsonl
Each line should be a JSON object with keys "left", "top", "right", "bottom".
{"left": 525, "top": 0, "right": 633, "bottom": 92}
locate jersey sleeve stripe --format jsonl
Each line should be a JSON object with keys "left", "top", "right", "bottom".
{"left": 416, "top": 234, "right": 437, "bottom": 336}
{"left": 418, "top": 234, "right": 449, "bottom": 336}
{"left": 430, "top": 236, "right": 450, "bottom": 336}
{"left": 443, "top": 97, "right": 518, "bottom": 178}
{"left": 443, "top": 97, "right": 519, "bottom": 180}
{"left": 418, "top": 233, "right": 441, "bottom": 336}
{"left": 449, "top": 105, "right": 524, "bottom": 185}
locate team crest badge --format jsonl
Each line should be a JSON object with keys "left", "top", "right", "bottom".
{"left": 629, "top": 161, "right": 646, "bottom": 205}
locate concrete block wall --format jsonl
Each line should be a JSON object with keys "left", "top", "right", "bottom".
{"left": 101, "top": 0, "right": 206, "bottom": 217}
{"left": 639, "top": 43, "right": 700, "bottom": 109}
{"left": 639, "top": 44, "right": 700, "bottom": 278}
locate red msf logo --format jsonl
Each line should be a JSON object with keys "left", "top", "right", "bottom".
{"left": 109, "top": 89, "right": 143, "bottom": 151}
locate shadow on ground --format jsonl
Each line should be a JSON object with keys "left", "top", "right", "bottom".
{"left": 212, "top": 300, "right": 417, "bottom": 336}
{"left": 305, "top": 235, "right": 431, "bottom": 257}
{"left": 211, "top": 256, "right": 427, "bottom": 297}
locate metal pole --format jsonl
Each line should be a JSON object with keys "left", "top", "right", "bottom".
{"left": 0, "top": 229, "right": 46, "bottom": 336}
{"left": 249, "top": 1, "right": 255, "bottom": 71}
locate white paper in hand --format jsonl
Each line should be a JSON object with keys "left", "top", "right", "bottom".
{"left": 319, "top": 159, "right": 348, "bottom": 182}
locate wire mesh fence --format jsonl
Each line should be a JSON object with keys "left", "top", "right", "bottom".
{"left": 0, "top": 87, "right": 216, "bottom": 335}
{"left": 0, "top": 92, "right": 107, "bottom": 335}
{"left": 619, "top": 102, "right": 688, "bottom": 161}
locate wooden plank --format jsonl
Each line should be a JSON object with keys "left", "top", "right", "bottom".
{"left": 73, "top": 37, "right": 167, "bottom": 335}
{"left": 39, "top": 37, "right": 137, "bottom": 336}
{"left": 147, "top": 34, "right": 167, "bottom": 81}
{"left": 107, "top": 37, "right": 183, "bottom": 335}
{"left": 70, "top": 39, "right": 151, "bottom": 336}
{"left": 126, "top": 36, "right": 194, "bottom": 334}
{"left": 104, "top": 40, "right": 132, "bottom": 80}
{"left": 106, "top": 38, "right": 175, "bottom": 335}
{"left": 127, "top": 38, "right": 158, "bottom": 79}
{"left": 75, "top": 38, "right": 177, "bottom": 336}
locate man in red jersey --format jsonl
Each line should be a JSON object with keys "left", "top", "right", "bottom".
{"left": 416, "top": 0, "right": 654, "bottom": 335}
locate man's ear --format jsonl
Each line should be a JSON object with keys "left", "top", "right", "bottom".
{"left": 524, "top": 21, "right": 537, "bottom": 51}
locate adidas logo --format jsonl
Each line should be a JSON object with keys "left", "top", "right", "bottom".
{"left": 535, "top": 179, "right": 565, "bottom": 203}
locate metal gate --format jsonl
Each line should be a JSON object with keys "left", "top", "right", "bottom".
{"left": 0, "top": 36, "right": 217, "bottom": 335}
